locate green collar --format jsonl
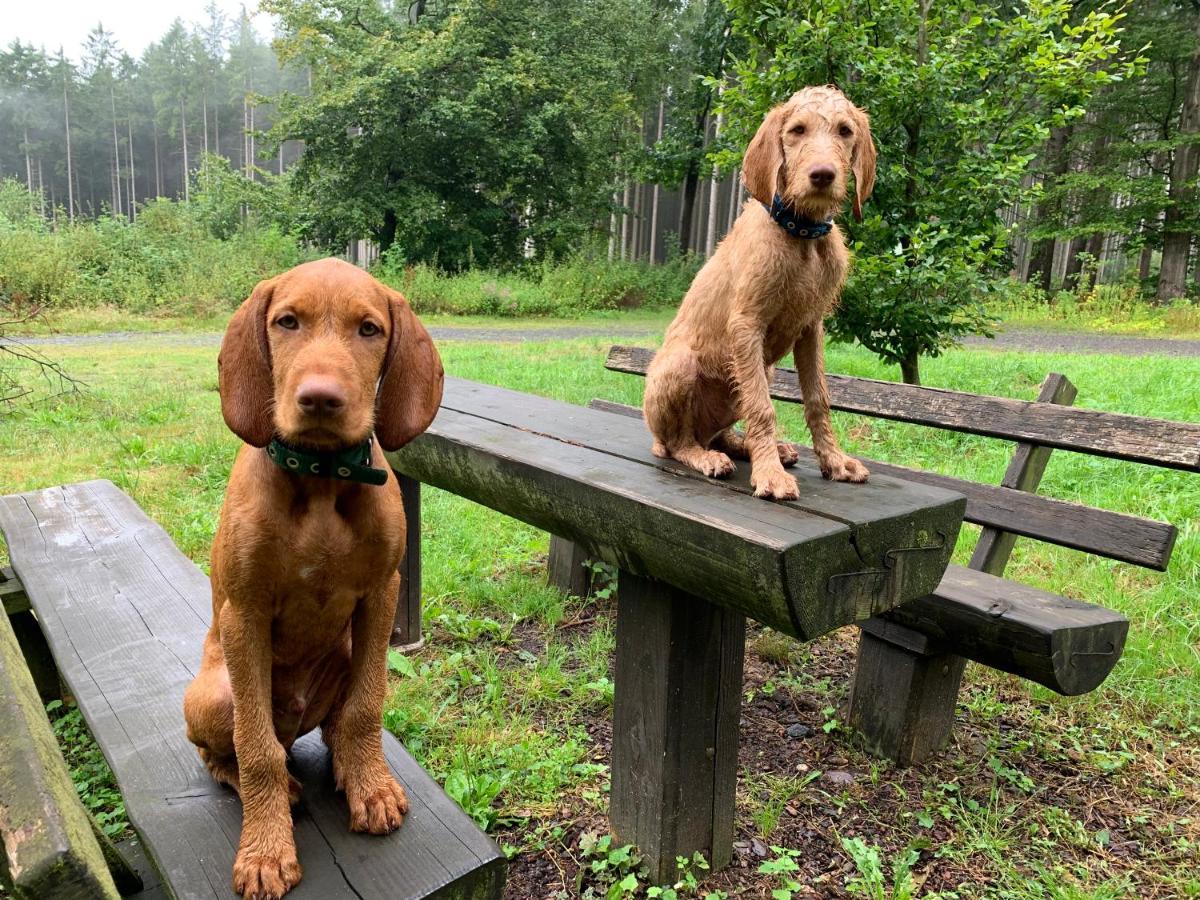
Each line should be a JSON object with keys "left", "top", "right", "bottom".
{"left": 266, "top": 437, "right": 390, "bottom": 486}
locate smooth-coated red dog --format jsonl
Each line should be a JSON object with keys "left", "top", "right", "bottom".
{"left": 183, "top": 258, "right": 443, "bottom": 899}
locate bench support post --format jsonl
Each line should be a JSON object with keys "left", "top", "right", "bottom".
{"left": 392, "top": 474, "right": 423, "bottom": 649}
{"left": 547, "top": 535, "right": 593, "bottom": 598}
{"left": 610, "top": 572, "right": 744, "bottom": 882}
{"left": 848, "top": 373, "right": 1076, "bottom": 764}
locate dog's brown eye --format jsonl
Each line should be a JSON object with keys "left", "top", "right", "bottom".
{"left": 276, "top": 314, "right": 299, "bottom": 330}
{"left": 791, "top": 124, "right": 806, "bottom": 135}
{"left": 839, "top": 124, "right": 854, "bottom": 137}
{"left": 359, "top": 321, "right": 381, "bottom": 337}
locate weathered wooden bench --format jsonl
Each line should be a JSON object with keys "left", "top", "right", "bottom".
{"left": 384, "top": 376, "right": 966, "bottom": 881}
{"left": 583, "top": 345, "right": 1198, "bottom": 764}
{"left": 0, "top": 480, "right": 505, "bottom": 899}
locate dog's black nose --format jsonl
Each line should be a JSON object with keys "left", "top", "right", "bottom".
{"left": 809, "top": 166, "right": 836, "bottom": 187}
{"left": 296, "top": 377, "right": 347, "bottom": 415}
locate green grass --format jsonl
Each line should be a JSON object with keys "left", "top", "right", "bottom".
{"left": 2, "top": 330, "right": 1198, "bottom": 897}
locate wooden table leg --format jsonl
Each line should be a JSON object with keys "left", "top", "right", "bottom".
{"left": 610, "top": 571, "right": 744, "bottom": 882}
{"left": 547, "top": 535, "right": 592, "bottom": 598}
{"left": 392, "top": 474, "right": 423, "bottom": 649}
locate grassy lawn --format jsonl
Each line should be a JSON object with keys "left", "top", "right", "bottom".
{"left": 1, "top": 331, "right": 1198, "bottom": 898}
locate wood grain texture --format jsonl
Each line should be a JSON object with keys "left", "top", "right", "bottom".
{"left": 0, "top": 601, "right": 121, "bottom": 900}
{"left": 387, "top": 379, "right": 964, "bottom": 641}
{"left": 609, "top": 573, "right": 744, "bottom": 883}
{"left": 583, "top": 397, "right": 1175, "bottom": 571}
{"left": 896, "top": 565, "right": 1129, "bottom": 696}
{"left": 0, "top": 480, "right": 505, "bottom": 900}
{"left": 607, "top": 345, "right": 1200, "bottom": 471}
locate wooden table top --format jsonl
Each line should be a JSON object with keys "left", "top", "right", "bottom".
{"left": 387, "top": 378, "right": 966, "bottom": 641}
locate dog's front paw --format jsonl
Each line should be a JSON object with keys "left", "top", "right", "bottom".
{"left": 695, "top": 450, "right": 735, "bottom": 478}
{"left": 233, "top": 844, "right": 302, "bottom": 900}
{"left": 346, "top": 775, "right": 409, "bottom": 834}
{"left": 821, "top": 454, "right": 869, "bottom": 483}
{"left": 777, "top": 441, "right": 800, "bottom": 468}
{"left": 751, "top": 468, "right": 799, "bottom": 500}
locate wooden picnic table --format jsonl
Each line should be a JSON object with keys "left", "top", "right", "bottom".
{"left": 386, "top": 377, "right": 966, "bottom": 880}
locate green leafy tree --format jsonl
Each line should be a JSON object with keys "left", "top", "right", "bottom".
{"left": 264, "top": 0, "right": 671, "bottom": 268}
{"left": 719, "top": 0, "right": 1134, "bottom": 383}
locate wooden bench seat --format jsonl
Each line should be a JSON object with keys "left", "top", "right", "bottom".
{"left": 598, "top": 345, "right": 1192, "bottom": 764}
{"left": 0, "top": 480, "right": 505, "bottom": 900}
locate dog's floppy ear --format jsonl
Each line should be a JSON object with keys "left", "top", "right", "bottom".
{"left": 375, "top": 290, "right": 444, "bottom": 451}
{"left": 218, "top": 278, "right": 276, "bottom": 447}
{"left": 851, "top": 107, "right": 877, "bottom": 222}
{"left": 742, "top": 103, "right": 789, "bottom": 205}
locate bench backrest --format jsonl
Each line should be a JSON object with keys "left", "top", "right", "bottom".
{"left": 605, "top": 346, "right": 1190, "bottom": 573}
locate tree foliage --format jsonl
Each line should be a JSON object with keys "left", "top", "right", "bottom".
{"left": 265, "top": 0, "right": 674, "bottom": 268}
{"left": 719, "top": 0, "right": 1134, "bottom": 382}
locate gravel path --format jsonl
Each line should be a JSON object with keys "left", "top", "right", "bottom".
{"left": 4, "top": 325, "right": 1200, "bottom": 356}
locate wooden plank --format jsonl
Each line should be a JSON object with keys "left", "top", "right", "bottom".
{"left": 388, "top": 404, "right": 961, "bottom": 641}
{"left": 547, "top": 535, "right": 593, "bottom": 598}
{"left": 970, "top": 373, "right": 1076, "bottom": 573}
{"left": 0, "top": 602, "right": 121, "bottom": 899}
{"left": 609, "top": 573, "right": 744, "bottom": 883}
{"left": 435, "top": 378, "right": 966, "bottom": 593}
{"left": 2, "top": 566, "right": 31, "bottom": 615}
{"left": 584, "top": 398, "right": 1175, "bottom": 571}
{"left": 896, "top": 565, "right": 1129, "bottom": 696}
{"left": 0, "top": 480, "right": 505, "bottom": 900}
{"left": 392, "top": 474, "right": 423, "bottom": 648}
{"left": 606, "top": 345, "right": 1200, "bottom": 472}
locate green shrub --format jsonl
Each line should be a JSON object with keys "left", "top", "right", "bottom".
{"left": 375, "top": 247, "right": 699, "bottom": 318}
{"left": 0, "top": 178, "right": 309, "bottom": 316}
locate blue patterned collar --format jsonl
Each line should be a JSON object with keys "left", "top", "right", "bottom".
{"left": 762, "top": 194, "right": 834, "bottom": 239}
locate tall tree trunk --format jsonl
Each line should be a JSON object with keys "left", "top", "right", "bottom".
{"left": 900, "top": 351, "right": 920, "bottom": 386}
{"left": 180, "top": 99, "right": 190, "bottom": 201}
{"left": 1138, "top": 239, "right": 1154, "bottom": 281}
{"left": 37, "top": 158, "right": 46, "bottom": 219}
{"left": 608, "top": 183, "right": 619, "bottom": 262}
{"left": 1026, "top": 124, "right": 1074, "bottom": 292}
{"left": 1157, "top": 17, "right": 1200, "bottom": 303}
{"left": 127, "top": 119, "right": 136, "bottom": 221}
{"left": 63, "top": 75, "right": 74, "bottom": 223}
{"left": 705, "top": 98, "right": 724, "bottom": 258}
{"left": 153, "top": 123, "right": 162, "bottom": 197}
{"left": 1062, "top": 235, "right": 1088, "bottom": 289}
{"left": 620, "top": 177, "right": 631, "bottom": 261}
{"left": 649, "top": 98, "right": 664, "bottom": 265}
{"left": 22, "top": 127, "right": 33, "bottom": 196}
{"left": 110, "top": 84, "right": 122, "bottom": 218}
{"left": 678, "top": 149, "right": 702, "bottom": 255}
{"left": 202, "top": 90, "right": 210, "bottom": 155}
{"left": 632, "top": 181, "right": 643, "bottom": 261}
{"left": 1081, "top": 231, "right": 1106, "bottom": 291}
{"left": 727, "top": 171, "right": 740, "bottom": 233}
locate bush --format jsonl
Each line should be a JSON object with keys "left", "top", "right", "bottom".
{"left": 0, "top": 179, "right": 310, "bottom": 316}
{"left": 375, "top": 247, "right": 700, "bottom": 317}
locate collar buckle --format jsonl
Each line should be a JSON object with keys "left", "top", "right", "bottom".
{"left": 763, "top": 194, "right": 834, "bottom": 240}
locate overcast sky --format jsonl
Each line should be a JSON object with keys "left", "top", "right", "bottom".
{"left": 1, "top": 0, "right": 276, "bottom": 60}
